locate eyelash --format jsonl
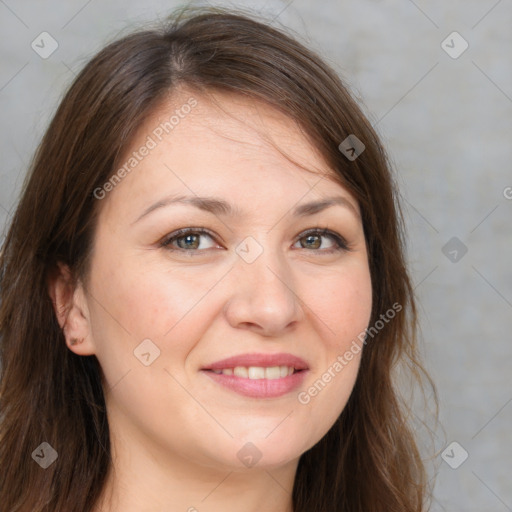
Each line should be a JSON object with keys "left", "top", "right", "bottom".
{"left": 159, "top": 227, "right": 351, "bottom": 255}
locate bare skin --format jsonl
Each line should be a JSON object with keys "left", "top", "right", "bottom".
{"left": 49, "top": 89, "right": 372, "bottom": 512}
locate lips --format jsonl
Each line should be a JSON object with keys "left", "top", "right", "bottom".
{"left": 202, "top": 352, "right": 309, "bottom": 372}
{"left": 201, "top": 352, "right": 309, "bottom": 398}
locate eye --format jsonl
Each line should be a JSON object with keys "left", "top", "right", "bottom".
{"left": 159, "top": 227, "right": 351, "bottom": 255}
{"left": 160, "top": 228, "right": 221, "bottom": 252}
{"left": 293, "top": 228, "right": 350, "bottom": 253}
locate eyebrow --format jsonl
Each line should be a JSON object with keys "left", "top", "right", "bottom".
{"left": 132, "top": 194, "right": 360, "bottom": 224}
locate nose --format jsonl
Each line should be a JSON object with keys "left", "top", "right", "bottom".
{"left": 223, "top": 245, "right": 304, "bottom": 337}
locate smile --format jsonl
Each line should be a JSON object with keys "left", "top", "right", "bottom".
{"left": 210, "top": 366, "right": 297, "bottom": 379}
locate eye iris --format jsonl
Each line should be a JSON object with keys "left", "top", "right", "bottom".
{"left": 302, "top": 234, "right": 321, "bottom": 249}
{"left": 177, "top": 234, "right": 200, "bottom": 249}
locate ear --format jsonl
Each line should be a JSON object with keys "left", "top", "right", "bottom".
{"left": 47, "top": 261, "right": 95, "bottom": 356}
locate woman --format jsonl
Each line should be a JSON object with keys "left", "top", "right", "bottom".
{"left": 0, "top": 6, "right": 435, "bottom": 512}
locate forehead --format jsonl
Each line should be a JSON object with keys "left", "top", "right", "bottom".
{"left": 158, "top": 89, "right": 329, "bottom": 169}
{"left": 98, "top": 88, "right": 355, "bottom": 222}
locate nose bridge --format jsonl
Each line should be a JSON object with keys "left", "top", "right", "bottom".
{"left": 224, "top": 234, "right": 302, "bottom": 334}
{"left": 238, "top": 235, "right": 297, "bottom": 302}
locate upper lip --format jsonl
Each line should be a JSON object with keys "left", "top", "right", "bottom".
{"left": 202, "top": 352, "right": 309, "bottom": 371}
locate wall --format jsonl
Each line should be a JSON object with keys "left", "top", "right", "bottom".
{"left": 1, "top": 1, "right": 511, "bottom": 509}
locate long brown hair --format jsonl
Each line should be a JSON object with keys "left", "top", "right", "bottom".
{"left": 0, "top": 6, "right": 436, "bottom": 511}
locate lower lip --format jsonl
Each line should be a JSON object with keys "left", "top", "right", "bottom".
{"left": 201, "top": 369, "right": 308, "bottom": 398}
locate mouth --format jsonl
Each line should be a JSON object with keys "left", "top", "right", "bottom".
{"left": 201, "top": 353, "right": 309, "bottom": 398}
{"left": 208, "top": 365, "right": 301, "bottom": 379}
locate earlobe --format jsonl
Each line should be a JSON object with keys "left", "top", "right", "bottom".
{"left": 47, "top": 262, "right": 95, "bottom": 355}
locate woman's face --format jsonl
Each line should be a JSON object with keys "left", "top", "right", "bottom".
{"left": 75, "top": 90, "right": 372, "bottom": 471}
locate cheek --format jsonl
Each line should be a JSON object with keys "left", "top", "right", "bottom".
{"left": 296, "top": 264, "right": 371, "bottom": 436}
{"left": 88, "top": 252, "right": 227, "bottom": 361}
{"left": 310, "top": 264, "right": 373, "bottom": 347}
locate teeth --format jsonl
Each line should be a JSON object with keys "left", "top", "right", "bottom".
{"left": 264, "top": 366, "right": 281, "bottom": 379}
{"left": 248, "top": 366, "right": 266, "bottom": 379}
{"left": 211, "top": 366, "right": 296, "bottom": 379}
{"left": 233, "top": 366, "right": 248, "bottom": 378}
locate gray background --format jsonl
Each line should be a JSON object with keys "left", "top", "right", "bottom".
{"left": 1, "top": 0, "right": 511, "bottom": 510}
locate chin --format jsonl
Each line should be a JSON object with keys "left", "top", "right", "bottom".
{"left": 227, "top": 431, "right": 312, "bottom": 471}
